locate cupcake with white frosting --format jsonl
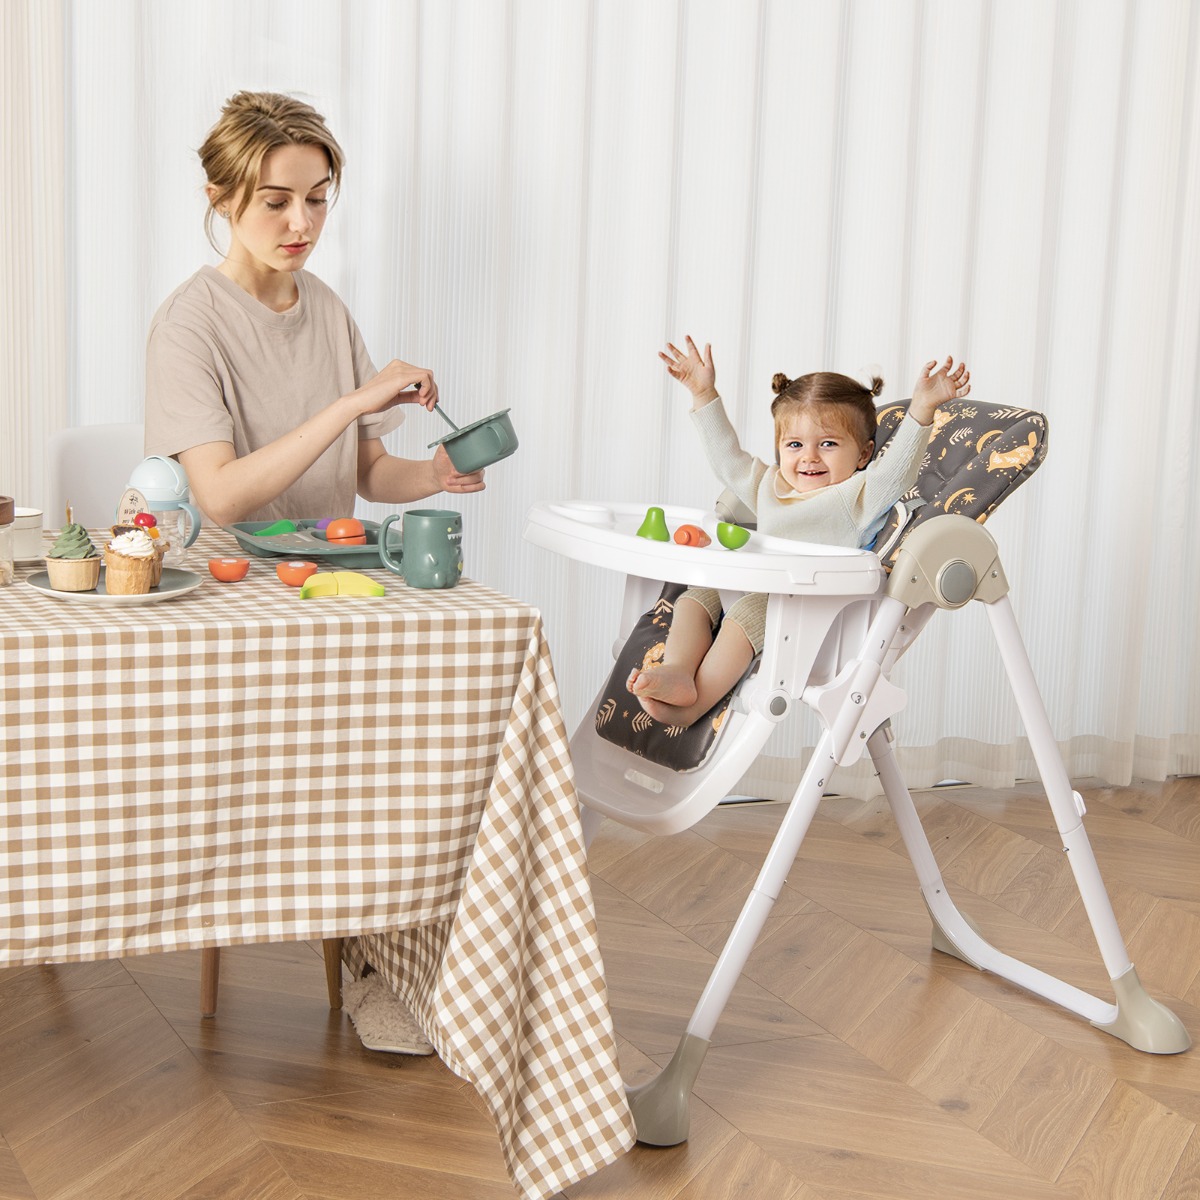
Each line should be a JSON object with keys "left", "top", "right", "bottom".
{"left": 104, "top": 529, "right": 157, "bottom": 595}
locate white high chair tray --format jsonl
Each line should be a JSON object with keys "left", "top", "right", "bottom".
{"left": 524, "top": 501, "right": 883, "bottom": 596}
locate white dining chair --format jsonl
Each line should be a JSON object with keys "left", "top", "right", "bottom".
{"left": 44, "top": 423, "right": 146, "bottom": 529}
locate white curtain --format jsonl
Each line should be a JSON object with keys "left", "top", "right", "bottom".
{"left": 4, "top": 0, "right": 1197, "bottom": 798}
{"left": 3, "top": 0, "right": 67, "bottom": 509}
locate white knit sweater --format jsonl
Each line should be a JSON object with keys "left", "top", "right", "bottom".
{"left": 690, "top": 396, "right": 931, "bottom": 548}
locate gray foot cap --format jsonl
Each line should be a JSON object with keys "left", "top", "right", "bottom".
{"left": 626, "top": 1032, "right": 710, "bottom": 1146}
{"left": 1092, "top": 966, "right": 1191, "bottom": 1054}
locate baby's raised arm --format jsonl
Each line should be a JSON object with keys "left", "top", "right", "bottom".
{"left": 660, "top": 336, "right": 718, "bottom": 409}
{"left": 909, "top": 355, "right": 971, "bottom": 425}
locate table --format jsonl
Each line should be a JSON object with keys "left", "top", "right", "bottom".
{"left": 0, "top": 529, "right": 634, "bottom": 1200}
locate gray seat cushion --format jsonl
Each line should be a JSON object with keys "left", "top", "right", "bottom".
{"left": 594, "top": 583, "right": 740, "bottom": 771}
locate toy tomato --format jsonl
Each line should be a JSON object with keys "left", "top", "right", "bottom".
{"left": 132, "top": 512, "right": 158, "bottom": 528}
{"left": 324, "top": 517, "right": 367, "bottom": 546}
{"left": 208, "top": 558, "right": 250, "bottom": 582}
{"left": 276, "top": 559, "right": 319, "bottom": 587}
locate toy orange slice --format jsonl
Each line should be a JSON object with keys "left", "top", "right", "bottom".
{"left": 277, "top": 560, "right": 319, "bottom": 587}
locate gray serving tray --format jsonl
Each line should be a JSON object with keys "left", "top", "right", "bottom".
{"left": 223, "top": 519, "right": 400, "bottom": 569}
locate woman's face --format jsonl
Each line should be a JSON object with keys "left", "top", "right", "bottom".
{"left": 220, "top": 143, "right": 331, "bottom": 279}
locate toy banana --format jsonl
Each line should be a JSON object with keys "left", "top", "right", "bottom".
{"left": 299, "top": 570, "right": 386, "bottom": 598}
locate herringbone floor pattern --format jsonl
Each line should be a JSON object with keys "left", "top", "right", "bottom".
{"left": 1, "top": 776, "right": 1197, "bottom": 1199}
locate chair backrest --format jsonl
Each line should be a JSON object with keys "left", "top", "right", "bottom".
{"left": 871, "top": 399, "right": 1048, "bottom": 570}
{"left": 45, "top": 423, "right": 145, "bottom": 530}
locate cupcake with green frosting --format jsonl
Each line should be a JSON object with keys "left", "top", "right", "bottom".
{"left": 45, "top": 522, "right": 101, "bottom": 591}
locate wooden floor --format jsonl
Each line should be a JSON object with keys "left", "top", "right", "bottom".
{"left": 1, "top": 776, "right": 1198, "bottom": 1199}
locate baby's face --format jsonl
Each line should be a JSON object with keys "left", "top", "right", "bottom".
{"left": 777, "top": 411, "right": 873, "bottom": 494}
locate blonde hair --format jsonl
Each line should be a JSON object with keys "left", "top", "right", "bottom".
{"left": 199, "top": 91, "right": 344, "bottom": 249}
{"left": 769, "top": 371, "right": 883, "bottom": 448}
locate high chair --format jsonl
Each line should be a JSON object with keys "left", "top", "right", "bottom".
{"left": 524, "top": 399, "right": 1190, "bottom": 1147}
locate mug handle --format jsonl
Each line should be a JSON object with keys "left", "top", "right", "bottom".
{"left": 179, "top": 501, "right": 202, "bottom": 548}
{"left": 378, "top": 514, "right": 404, "bottom": 575}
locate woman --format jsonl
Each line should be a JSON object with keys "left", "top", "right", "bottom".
{"left": 145, "top": 91, "right": 467, "bottom": 1056}
{"left": 145, "top": 90, "right": 483, "bottom": 524}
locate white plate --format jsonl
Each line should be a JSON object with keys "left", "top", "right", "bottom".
{"left": 25, "top": 567, "right": 205, "bottom": 605}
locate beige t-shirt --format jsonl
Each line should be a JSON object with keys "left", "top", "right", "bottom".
{"left": 144, "top": 266, "right": 404, "bottom": 522}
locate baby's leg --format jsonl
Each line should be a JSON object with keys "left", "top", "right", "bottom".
{"left": 635, "top": 618, "right": 755, "bottom": 728}
{"left": 634, "top": 592, "right": 763, "bottom": 727}
{"left": 628, "top": 592, "right": 717, "bottom": 709}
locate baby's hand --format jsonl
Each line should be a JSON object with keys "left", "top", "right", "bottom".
{"left": 909, "top": 356, "right": 970, "bottom": 424}
{"left": 659, "top": 336, "right": 717, "bottom": 405}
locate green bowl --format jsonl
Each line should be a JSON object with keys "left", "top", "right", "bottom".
{"left": 716, "top": 522, "right": 751, "bottom": 550}
{"left": 427, "top": 409, "right": 519, "bottom": 473}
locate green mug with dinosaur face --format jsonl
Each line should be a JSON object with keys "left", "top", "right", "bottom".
{"left": 378, "top": 510, "right": 463, "bottom": 589}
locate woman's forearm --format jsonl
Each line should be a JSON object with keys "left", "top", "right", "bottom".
{"left": 182, "top": 394, "right": 365, "bottom": 524}
{"left": 357, "top": 452, "right": 442, "bottom": 504}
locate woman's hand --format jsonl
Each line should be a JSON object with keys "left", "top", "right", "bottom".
{"left": 431, "top": 445, "right": 486, "bottom": 494}
{"left": 909, "top": 356, "right": 970, "bottom": 425}
{"left": 659, "top": 336, "right": 718, "bottom": 407}
{"left": 353, "top": 359, "right": 439, "bottom": 415}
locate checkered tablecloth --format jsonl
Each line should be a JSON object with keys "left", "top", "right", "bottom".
{"left": 0, "top": 528, "right": 634, "bottom": 1199}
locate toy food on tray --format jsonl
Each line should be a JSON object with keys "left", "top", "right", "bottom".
{"left": 223, "top": 518, "right": 394, "bottom": 568}
{"left": 323, "top": 517, "right": 366, "bottom": 545}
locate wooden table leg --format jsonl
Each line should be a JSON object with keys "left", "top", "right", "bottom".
{"left": 200, "top": 947, "right": 220, "bottom": 1017}
{"left": 323, "top": 938, "right": 345, "bottom": 1009}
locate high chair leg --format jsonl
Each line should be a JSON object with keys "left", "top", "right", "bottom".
{"left": 628, "top": 726, "right": 840, "bottom": 1146}
{"left": 870, "top": 627, "right": 1189, "bottom": 1054}
{"left": 982, "top": 596, "right": 1190, "bottom": 1052}
{"left": 985, "top": 596, "right": 1133, "bottom": 974}
{"left": 870, "top": 725, "right": 1113, "bottom": 1017}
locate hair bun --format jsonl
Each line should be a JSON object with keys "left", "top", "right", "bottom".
{"left": 771, "top": 372, "right": 791, "bottom": 394}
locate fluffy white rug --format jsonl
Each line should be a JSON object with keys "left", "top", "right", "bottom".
{"left": 342, "top": 973, "right": 435, "bottom": 1055}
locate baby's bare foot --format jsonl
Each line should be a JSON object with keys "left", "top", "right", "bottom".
{"left": 629, "top": 663, "right": 699, "bottom": 708}
{"left": 637, "top": 694, "right": 685, "bottom": 725}
{"left": 635, "top": 692, "right": 710, "bottom": 729}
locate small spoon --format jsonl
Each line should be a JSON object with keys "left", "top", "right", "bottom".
{"left": 432, "top": 403, "right": 461, "bottom": 433}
